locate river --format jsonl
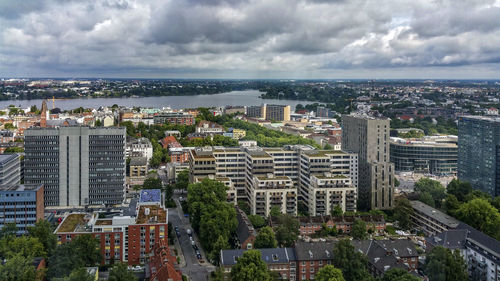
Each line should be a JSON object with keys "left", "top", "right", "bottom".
{"left": 1, "top": 90, "right": 312, "bottom": 110}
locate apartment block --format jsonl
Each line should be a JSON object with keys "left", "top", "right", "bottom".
{"left": 0, "top": 153, "right": 20, "bottom": 186}
{"left": 189, "top": 145, "right": 358, "bottom": 216}
{"left": 342, "top": 114, "right": 394, "bottom": 210}
{"left": 249, "top": 174, "right": 297, "bottom": 216}
{"left": 153, "top": 113, "right": 194, "bottom": 125}
{"left": 0, "top": 184, "right": 44, "bottom": 235}
{"left": 306, "top": 174, "right": 356, "bottom": 216}
{"left": 55, "top": 189, "right": 169, "bottom": 265}
{"left": 246, "top": 104, "right": 291, "bottom": 122}
{"left": 126, "top": 137, "right": 153, "bottom": 161}
{"left": 24, "top": 126, "right": 126, "bottom": 207}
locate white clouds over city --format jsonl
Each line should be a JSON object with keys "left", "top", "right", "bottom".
{"left": 1, "top": 0, "right": 500, "bottom": 78}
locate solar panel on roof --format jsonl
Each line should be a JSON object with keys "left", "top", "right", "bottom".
{"left": 139, "top": 189, "right": 161, "bottom": 202}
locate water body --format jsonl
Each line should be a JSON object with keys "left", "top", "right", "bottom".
{"left": 0, "top": 90, "right": 312, "bottom": 110}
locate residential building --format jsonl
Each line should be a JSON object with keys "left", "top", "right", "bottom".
{"left": 189, "top": 145, "right": 358, "bottom": 215}
{"left": 126, "top": 137, "right": 153, "bottom": 162}
{"left": 316, "top": 106, "right": 333, "bottom": 118}
{"left": 427, "top": 224, "right": 500, "bottom": 281}
{"left": 458, "top": 115, "right": 500, "bottom": 196}
{"left": 294, "top": 241, "right": 335, "bottom": 281}
{"left": 235, "top": 206, "right": 257, "bottom": 250}
{"left": 195, "top": 120, "right": 225, "bottom": 135}
{"left": 55, "top": 189, "right": 168, "bottom": 265}
{"left": 0, "top": 184, "right": 44, "bottom": 234}
{"left": 390, "top": 135, "right": 458, "bottom": 175}
{"left": 221, "top": 248, "right": 296, "bottom": 280}
{"left": 153, "top": 113, "right": 194, "bottom": 125}
{"left": 129, "top": 157, "right": 148, "bottom": 185}
{"left": 0, "top": 153, "right": 20, "bottom": 186}
{"left": 247, "top": 104, "right": 291, "bottom": 122}
{"left": 249, "top": 174, "right": 297, "bottom": 216}
{"left": 24, "top": 126, "right": 126, "bottom": 207}
{"left": 224, "top": 106, "right": 246, "bottom": 115}
{"left": 306, "top": 174, "right": 356, "bottom": 216}
{"left": 409, "top": 200, "right": 460, "bottom": 236}
{"left": 342, "top": 114, "right": 395, "bottom": 210}
{"left": 146, "top": 239, "right": 182, "bottom": 281}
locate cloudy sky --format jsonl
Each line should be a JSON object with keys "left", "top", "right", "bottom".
{"left": 1, "top": 0, "right": 500, "bottom": 79}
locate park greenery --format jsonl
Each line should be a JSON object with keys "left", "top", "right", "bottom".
{"left": 187, "top": 178, "right": 237, "bottom": 265}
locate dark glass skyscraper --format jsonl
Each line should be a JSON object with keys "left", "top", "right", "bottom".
{"left": 458, "top": 116, "right": 500, "bottom": 196}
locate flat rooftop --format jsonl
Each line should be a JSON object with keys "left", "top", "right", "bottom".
{"left": 410, "top": 200, "right": 459, "bottom": 228}
{"left": 302, "top": 150, "right": 345, "bottom": 157}
{"left": 0, "top": 184, "right": 42, "bottom": 191}
{"left": 0, "top": 153, "right": 18, "bottom": 164}
{"left": 139, "top": 189, "right": 162, "bottom": 203}
{"left": 136, "top": 205, "right": 167, "bottom": 224}
{"left": 56, "top": 213, "right": 86, "bottom": 233}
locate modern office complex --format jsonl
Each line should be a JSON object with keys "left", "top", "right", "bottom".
{"left": 390, "top": 135, "right": 458, "bottom": 175}
{"left": 247, "top": 104, "right": 291, "bottom": 122}
{"left": 24, "top": 126, "right": 126, "bottom": 207}
{"left": 0, "top": 184, "right": 44, "bottom": 234}
{"left": 0, "top": 153, "right": 20, "bottom": 186}
{"left": 458, "top": 115, "right": 500, "bottom": 196}
{"left": 55, "top": 189, "right": 171, "bottom": 266}
{"left": 342, "top": 114, "right": 395, "bottom": 210}
{"left": 189, "top": 145, "right": 358, "bottom": 216}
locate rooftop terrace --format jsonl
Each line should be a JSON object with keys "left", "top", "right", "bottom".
{"left": 56, "top": 213, "right": 86, "bottom": 233}
{"left": 136, "top": 205, "right": 167, "bottom": 225}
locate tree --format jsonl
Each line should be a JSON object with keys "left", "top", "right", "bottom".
{"left": 419, "top": 191, "right": 435, "bottom": 207}
{"left": 248, "top": 215, "right": 267, "bottom": 229}
{"left": 108, "top": 262, "right": 138, "bottom": 281}
{"left": 393, "top": 198, "right": 414, "bottom": 230}
{"left": 0, "top": 236, "right": 46, "bottom": 259}
{"left": 331, "top": 205, "right": 343, "bottom": 217}
{"left": 443, "top": 194, "right": 460, "bottom": 216}
{"left": 493, "top": 196, "right": 500, "bottom": 211}
{"left": 28, "top": 219, "right": 57, "bottom": 255}
{"left": 316, "top": 265, "right": 346, "bottom": 281}
{"left": 274, "top": 214, "right": 299, "bottom": 247}
{"left": 254, "top": 226, "right": 277, "bottom": 249}
{"left": 72, "top": 234, "right": 101, "bottom": 266}
{"left": 351, "top": 219, "right": 367, "bottom": 240}
{"left": 57, "top": 267, "right": 95, "bottom": 281}
{"left": 381, "top": 268, "right": 420, "bottom": 281}
{"left": 187, "top": 178, "right": 229, "bottom": 232}
{"left": 446, "top": 179, "right": 472, "bottom": 202}
{"left": 333, "top": 240, "right": 373, "bottom": 281}
{"left": 414, "top": 178, "right": 446, "bottom": 208}
{"left": 209, "top": 235, "right": 230, "bottom": 266}
{"left": 230, "top": 250, "right": 272, "bottom": 281}
{"left": 199, "top": 202, "right": 237, "bottom": 253}
{"left": 270, "top": 206, "right": 281, "bottom": 217}
{"left": 143, "top": 177, "right": 163, "bottom": 190}
{"left": 175, "top": 169, "right": 189, "bottom": 190}
{"left": 455, "top": 198, "right": 500, "bottom": 240}
{"left": 425, "top": 246, "right": 468, "bottom": 281}
{"left": 0, "top": 222, "right": 17, "bottom": 238}
{"left": 0, "top": 254, "right": 37, "bottom": 281}
{"left": 48, "top": 243, "right": 83, "bottom": 278}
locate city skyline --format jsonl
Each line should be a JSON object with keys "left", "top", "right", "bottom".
{"left": 1, "top": 0, "right": 500, "bottom": 79}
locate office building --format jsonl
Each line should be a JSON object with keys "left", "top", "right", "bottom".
{"left": 0, "top": 184, "right": 44, "bottom": 234}
{"left": 246, "top": 104, "right": 291, "bottom": 122}
{"left": 24, "top": 126, "right": 126, "bottom": 207}
{"left": 0, "top": 153, "right": 20, "bottom": 186}
{"left": 390, "top": 135, "right": 458, "bottom": 175}
{"left": 342, "top": 114, "right": 395, "bottom": 210}
{"left": 153, "top": 112, "right": 194, "bottom": 125}
{"left": 189, "top": 145, "right": 358, "bottom": 216}
{"left": 458, "top": 115, "right": 500, "bottom": 196}
{"left": 55, "top": 189, "right": 171, "bottom": 266}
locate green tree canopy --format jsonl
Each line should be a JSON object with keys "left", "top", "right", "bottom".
{"left": 230, "top": 250, "right": 272, "bottom": 281}
{"left": 425, "top": 246, "right": 468, "bottom": 281}
{"left": 175, "top": 169, "right": 189, "bottom": 190}
{"left": 455, "top": 198, "right": 500, "bottom": 240}
{"left": 419, "top": 191, "right": 435, "bottom": 207}
{"left": 143, "top": 177, "right": 163, "bottom": 190}
{"left": 274, "top": 214, "right": 300, "bottom": 247}
{"left": 333, "top": 240, "right": 373, "bottom": 281}
{"left": 443, "top": 194, "right": 460, "bottom": 216}
{"left": 108, "top": 262, "right": 138, "bottom": 281}
{"left": 254, "top": 226, "right": 277, "bottom": 249}
{"left": 0, "top": 222, "right": 17, "bottom": 238}
{"left": 393, "top": 198, "right": 414, "bottom": 230}
{"left": 209, "top": 235, "right": 231, "bottom": 266}
{"left": 248, "top": 215, "right": 267, "bottom": 229}
{"left": 331, "top": 205, "right": 343, "bottom": 217}
{"left": 414, "top": 178, "right": 446, "bottom": 208}
{"left": 381, "top": 268, "right": 420, "bottom": 281}
{"left": 446, "top": 179, "right": 472, "bottom": 202}
{"left": 0, "top": 254, "right": 38, "bottom": 281}
{"left": 316, "top": 265, "right": 346, "bottom": 281}
{"left": 351, "top": 219, "right": 367, "bottom": 240}
{"left": 0, "top": 236, "right": 45, "bottom": 259}
{"left": 28, "top": 219, "right": 57, "bottom": 255}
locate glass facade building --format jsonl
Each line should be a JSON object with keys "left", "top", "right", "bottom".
{"left": 458, "top": 116, "right": 500, "bottom": 196}
{"left": 390, "top": 136, "right": 458, "bottom": 175}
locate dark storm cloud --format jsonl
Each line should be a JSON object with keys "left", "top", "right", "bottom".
{"left": 1, "top": 0, "right": 500, "bottom": 78}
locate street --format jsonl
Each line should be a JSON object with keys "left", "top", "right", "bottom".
{"left": 169, "top": 195, "right": 215, "bottom": 281}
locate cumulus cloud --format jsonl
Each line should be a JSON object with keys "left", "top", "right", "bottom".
{"left": 1, "top": 0, "right": 500, "bottom": 78}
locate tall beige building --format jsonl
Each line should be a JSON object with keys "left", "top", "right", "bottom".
{"left": 246, "top": 104, "right": 291, "bottom": 122}
{"left": 342, "top": 114, "right": 394, "bottom": 210}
